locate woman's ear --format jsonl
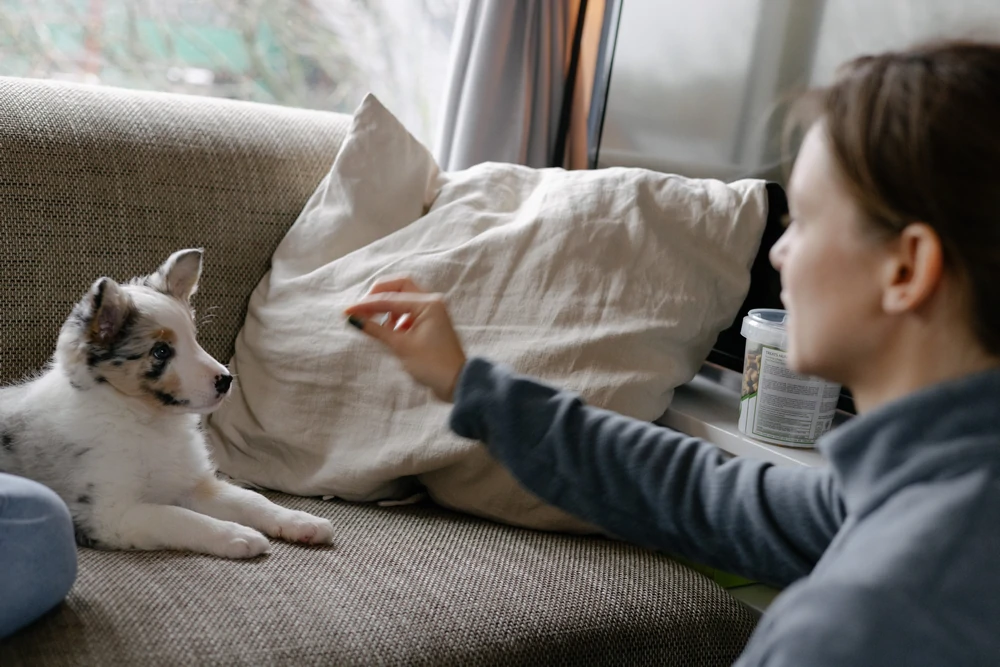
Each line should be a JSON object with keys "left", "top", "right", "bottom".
{"left": 881, "top": 223, "right": 944, "bottom": 314}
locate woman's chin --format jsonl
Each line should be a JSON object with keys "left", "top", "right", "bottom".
{"left": 788, "top": 350, "right": 843, "bottom": 385}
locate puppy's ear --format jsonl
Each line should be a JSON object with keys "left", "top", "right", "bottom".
{"left": 88, "top": 277, "right": 134, "bottom": 345}
{"left": 148, "top": 248, "right": 204, "bottom": 302}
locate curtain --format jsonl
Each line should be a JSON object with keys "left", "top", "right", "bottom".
{"left": 434, "top": 0, "right": 604, "bottom": 171}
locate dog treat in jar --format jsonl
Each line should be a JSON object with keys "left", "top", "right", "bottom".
{"left": 737, "top": 308, "right": 842, "bottom": 448}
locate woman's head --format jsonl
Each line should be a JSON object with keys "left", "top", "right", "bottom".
{"left": 770, "top": 40, "right": 1000, "bottom": 390}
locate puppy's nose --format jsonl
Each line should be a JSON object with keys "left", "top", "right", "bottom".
{"left": 215, "top": 374, "right": 233, "bottom": 394}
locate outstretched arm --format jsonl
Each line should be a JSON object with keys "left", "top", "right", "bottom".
{"left": 345, "top": 278, "right": 845, "bottom": 587}
{"left": 450, "top": 357, "right": 844, "bottom": 587}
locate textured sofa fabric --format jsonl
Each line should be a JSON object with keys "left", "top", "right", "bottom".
{"left": 0, "top": 75, "right": 348, "bottom": 379}
{"left": 0, "top": 77, "right": 757, "bottom": 665}
{"left": 4, "top": 494, "right": 757, "bottom": 666}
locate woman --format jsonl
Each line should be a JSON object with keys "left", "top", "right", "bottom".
{"left": 0, "top": 473, "right": 77, "bottom": 638}
{"left": 345, "top": 40, "right": 1000, "bottom": 665}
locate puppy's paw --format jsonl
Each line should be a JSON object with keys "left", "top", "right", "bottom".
{"left": 212, "top": 525, "right": 271, "bottom": 559}
{"left": 263, "top": 510, "right": 334, "bottom": 545}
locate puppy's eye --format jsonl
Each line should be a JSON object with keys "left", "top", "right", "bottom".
{"left": 151, "top": 342, "right": 174, "bottom": 361}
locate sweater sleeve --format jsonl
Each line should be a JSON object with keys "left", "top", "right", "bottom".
{"left": 449, "top": 357, "right": 846, "bottom": 587}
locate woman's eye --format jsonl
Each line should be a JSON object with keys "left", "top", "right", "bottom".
{"left": 151, "top": 343, "right": 174, "bottom": 361}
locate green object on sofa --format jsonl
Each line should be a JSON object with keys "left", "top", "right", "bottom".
{"left": 0, "top": 76, "right": 757, "bottom": 666}
{"left": 674, "top": 558, "right": 758, "bottom": 590}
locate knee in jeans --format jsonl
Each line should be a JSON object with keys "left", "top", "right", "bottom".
{"left": 0, "top": 475, "right": 78, "bottom": 598}
{"left": 1, "top": 475, "right": 71, "bottom": 521}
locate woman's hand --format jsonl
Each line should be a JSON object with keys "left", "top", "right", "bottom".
{"left": 343, "top": 278, "right": 467, "bottom": 402}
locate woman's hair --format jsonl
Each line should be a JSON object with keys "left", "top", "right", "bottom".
{"left": 789, "top": 40, "right": 1000, "bottom": 355}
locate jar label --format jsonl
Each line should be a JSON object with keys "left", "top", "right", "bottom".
{"left": 738, "top": 346, "right": 840, "bottom": 446}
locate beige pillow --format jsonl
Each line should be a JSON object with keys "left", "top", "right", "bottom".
{"left": 207, "top": 94, "right": 768, "bottom": 533}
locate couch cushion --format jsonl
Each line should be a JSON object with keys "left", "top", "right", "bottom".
{"left": 207, "top": 94, "right": 769, "bottom": 531}
{"left": 0, "top": 493, "right": 757, "bottom": 666}
{"left": 0, "top": 76, "right": 351, "bottom": 383}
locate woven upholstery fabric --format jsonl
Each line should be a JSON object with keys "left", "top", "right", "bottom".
{"left": 1, "top": 493, "right": 757, "bottom": 666}
{"left": 0, "top": 76, "right": 349, "bottom": 382}
{"left": 0, "top": 77, "right": 757, "bottom": 664}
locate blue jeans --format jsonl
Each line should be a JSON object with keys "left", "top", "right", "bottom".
{"left": 0, "top": 473, "right": 78, "bottom": 638}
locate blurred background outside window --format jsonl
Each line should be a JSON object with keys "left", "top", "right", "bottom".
{"left": 0, "top": 0, "right": 459, "bottom": 146}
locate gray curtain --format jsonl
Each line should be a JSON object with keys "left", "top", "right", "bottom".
{"left": 434, "top": 0, "right": 575, "bottom": 170}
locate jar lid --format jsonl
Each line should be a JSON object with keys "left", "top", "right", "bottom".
{"left": 740, "top": 308, "right": 789, "bottom": 350}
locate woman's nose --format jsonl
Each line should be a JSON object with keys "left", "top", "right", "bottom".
{"left": 769, "top": 232, "right": 789, "bottom": 271}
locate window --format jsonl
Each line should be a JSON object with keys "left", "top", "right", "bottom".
{"left": 0, "top": 0, "right": 459, "bottom": 146}
{"left": 596, "top": 0, "right": 1000, "bottom": 179}
{"left": 810, "top": 0, "right": 1000, "bottom": 84}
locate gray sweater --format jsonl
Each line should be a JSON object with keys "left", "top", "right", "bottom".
{"left": 450, "top": 358, "right": 1000, "bottom": 666}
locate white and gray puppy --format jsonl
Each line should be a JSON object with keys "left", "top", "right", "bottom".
{"left": 0, "top": 249, "right": 333, "bottom": 559}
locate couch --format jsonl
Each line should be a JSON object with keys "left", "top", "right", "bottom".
{"left": 0, "top": 76, "right": 758, "bottom": 666}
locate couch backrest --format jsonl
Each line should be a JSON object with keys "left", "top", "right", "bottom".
{"left": 0, "top": 77, "right": 351, "bottom": 383}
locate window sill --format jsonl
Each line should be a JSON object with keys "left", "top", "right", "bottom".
{"left": 658, "top": 363, "right": 846, "bottom": 468}
{"left": 657, "top": 364, "right": 851, "bottom": 615}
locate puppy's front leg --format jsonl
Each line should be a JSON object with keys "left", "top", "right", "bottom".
{"left": 109, "top": 503, "right": 271, "bottom": 559}
{"left": 182, "top": 477, "right": 334, "bottom": 546}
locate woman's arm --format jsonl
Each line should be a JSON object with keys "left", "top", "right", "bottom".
{"left": 344, "top": 280, "right": 845, "bottom": 588}
{"left": 451, "top": 357, "right": 845, "bottom": 588}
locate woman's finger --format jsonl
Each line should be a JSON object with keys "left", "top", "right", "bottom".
{"left": 393, "top": 312, "right": 414, "bottom": 331}
{"left": 366, "top": 277, "right": 425, "bottom": 296}
{"left": 344, "top": 293, "right": 442, "bottom": 318}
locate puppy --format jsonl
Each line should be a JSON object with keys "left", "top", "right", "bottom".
{"left": 0, "top": 249, "right": 333, "bottom": 559}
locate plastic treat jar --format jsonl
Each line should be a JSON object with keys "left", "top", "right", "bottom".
{"left": 737, "top": 309, "right": 842, "bottom": 448}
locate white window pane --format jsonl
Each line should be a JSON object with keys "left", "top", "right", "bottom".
{"left": 811, "top": 0, "right": 1000, "bottom": 85}
{"left": 599, "top": 0, "right": 763, "bottom": 176}
{"left": 597, "top": 0, "right": 1000, "bottom": 179}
